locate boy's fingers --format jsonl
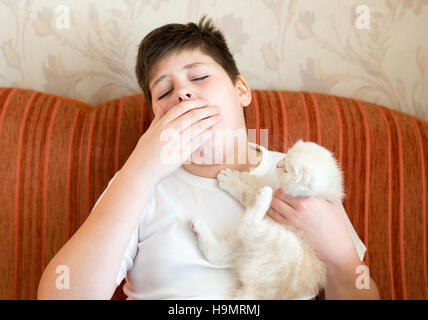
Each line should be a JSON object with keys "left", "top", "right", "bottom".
{"left": 177, "top": 106, "right": 221, "bottom": 136}
{"left": 274, "top": 188, "right": 298, "bottom": 210}
{"left": 162, "top": 99, "right": 208, "bottom": 124}
{"left": 267, "top": 207, "right": 287, "bottom": 225}
{"left": 270, "top": 196, "right": 294, "bottom": 219}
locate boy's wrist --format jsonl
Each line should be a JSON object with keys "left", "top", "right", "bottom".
{"left": 325, "top": 249, "right": 361, "bottom": 284}
{"left": 120, "top": 154, "right": 162, "bottom": 189}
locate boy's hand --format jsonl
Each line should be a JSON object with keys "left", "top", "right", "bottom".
{"left": 129, "top": 98, "right": 223, "bottom": 183}
{"left": 267, "top": 188, "right": 360, "bottom": 269}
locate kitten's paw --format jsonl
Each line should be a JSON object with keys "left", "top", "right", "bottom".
{"left": 188, "top": 217, "right": 207, "bottom": 239}
{"left": 188, "top": 217, "right": 229, "bottom": 265}
{"left": 245, "top": 186, "right": 273, "bottom": 224}
{"left": 257, "top": 185, "right": 273, "bottom": 197}
{"left": 217, "top": 168, "right": 240, "bottom": 189}
{"left": 252, "top": 186, "right": 273, "bottom": 209}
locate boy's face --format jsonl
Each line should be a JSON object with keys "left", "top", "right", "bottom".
{"left": 149, "top": 48, "right": 252, "bottom": 164}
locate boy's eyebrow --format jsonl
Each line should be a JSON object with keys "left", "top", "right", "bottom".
{"left": 150, "top": 62, "right": 208, "bottom": 91}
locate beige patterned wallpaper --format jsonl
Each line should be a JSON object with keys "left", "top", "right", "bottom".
{"left": 0, "top": 0, "right": 427, "bottom": 121}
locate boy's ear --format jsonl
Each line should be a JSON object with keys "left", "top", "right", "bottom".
{"left": 235, "top": 75, "right": 252, "bottom": 107}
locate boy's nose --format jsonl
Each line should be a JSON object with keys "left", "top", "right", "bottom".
{"left": 178, "top": 92, "right": 194, "bottom": 103}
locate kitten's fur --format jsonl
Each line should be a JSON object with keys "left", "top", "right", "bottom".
{"left": 188, "top": 139, "right": 345, "bottom": 299}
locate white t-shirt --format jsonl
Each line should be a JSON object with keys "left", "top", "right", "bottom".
{"left": 93, "top": 142, "right": 366, "bottom": 300}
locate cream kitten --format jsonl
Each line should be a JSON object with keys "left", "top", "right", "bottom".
{"left": 188, "top": 139, "right": 345, "bottom": 299}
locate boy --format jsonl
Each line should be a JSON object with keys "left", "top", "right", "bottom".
{"left": 38, "top": 16, "right": 379, "bottom": 300}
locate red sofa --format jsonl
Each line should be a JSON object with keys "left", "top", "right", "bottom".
{"left": 0, "top": 87, "right": 427, "bottom": 299}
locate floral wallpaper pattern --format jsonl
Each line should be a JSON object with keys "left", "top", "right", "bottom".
{"left": 0, "top": 0, "right": 427, "bottom": 121}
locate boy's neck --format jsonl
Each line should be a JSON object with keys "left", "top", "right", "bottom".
{"left": 181, "top": 139, "right": 262, "bottom": 179}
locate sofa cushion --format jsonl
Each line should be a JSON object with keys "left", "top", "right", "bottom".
{"left": 0, "top": 87, "right": 427, "bottom": 299}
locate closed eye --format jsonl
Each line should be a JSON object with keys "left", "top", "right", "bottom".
{"left": 158, "top": 76, "right": 209, "bottom": 100}
{"left": 194, "top": 75, "right": 209, "bottom": 81}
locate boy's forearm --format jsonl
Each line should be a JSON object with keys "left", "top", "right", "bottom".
{"left": 324, "top": 255, "right": 380, "bottom": 300}
{"left": 37, "top": 156, "right": 158, "bottom": 300}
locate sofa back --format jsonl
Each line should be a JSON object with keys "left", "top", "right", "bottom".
{"left": 0, "top": 87, "right": 427, "bottom": 299}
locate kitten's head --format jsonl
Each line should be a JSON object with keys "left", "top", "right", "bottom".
{"left": 276, "top": 139, "right": 345, "bottom": 202}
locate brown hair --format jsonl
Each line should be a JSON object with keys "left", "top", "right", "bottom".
{"left": 135, "top": 15, "right": 242, "bottom": 114}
